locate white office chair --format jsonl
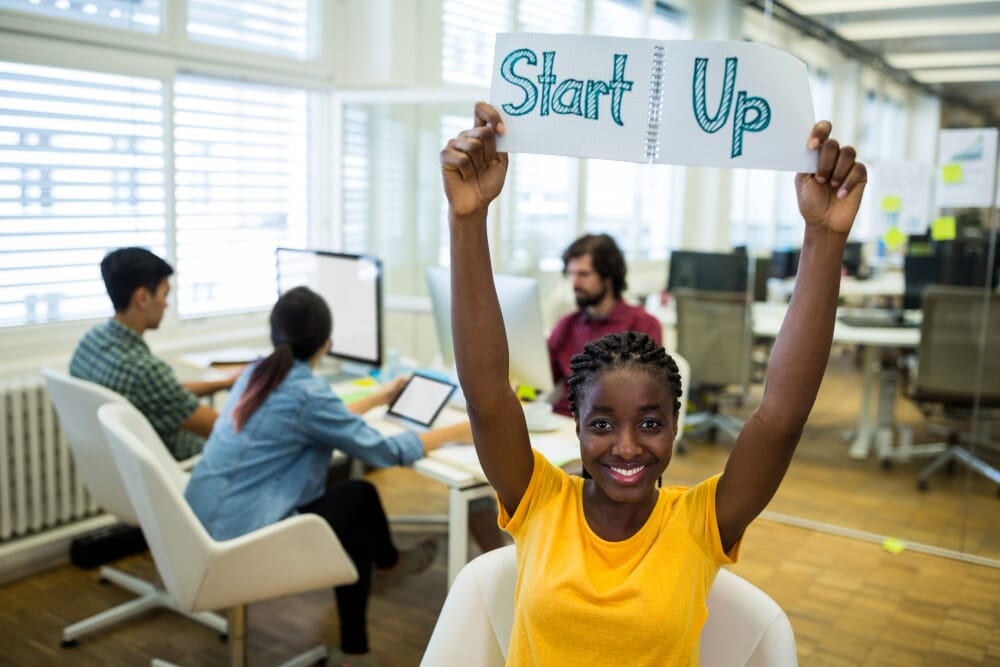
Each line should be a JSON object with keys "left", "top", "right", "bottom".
{"left": 41, "top": 367, "right": 224, "bottom": 647}
{"left": 421, "top": 545, "right": 797, "bottom": 667}
{"left": 98, "top": 402, "right": 359, "bottom": 667}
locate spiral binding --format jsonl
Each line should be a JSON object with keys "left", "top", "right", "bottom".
{"left": 645, "top": 45, "right": 666, "bottom": 162}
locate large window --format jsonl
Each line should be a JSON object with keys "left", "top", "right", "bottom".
{"left": 1, "top": 1, "right": 317, "bottom": 329}
{"left": 0, "top": 61, "right": 165, "bottom": 327}
{"left": 173, "top": 75, "right": 310, "bottom": 318}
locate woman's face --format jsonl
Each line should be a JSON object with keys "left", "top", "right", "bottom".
{"left": 576, "top": 368, "right": 677, "bottom": 506}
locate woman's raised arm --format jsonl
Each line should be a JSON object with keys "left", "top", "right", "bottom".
{"left": 440, "top": 102, "right": 534, "bottom": 515}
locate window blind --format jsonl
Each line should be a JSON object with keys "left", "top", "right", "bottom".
{"left": 186, "top": 0, "right": 314, "bottom": 60}
{"left": 0, "top": 60, "right": 165, "bottom": 327}
{"left": 173, "top": 74, "right": 309, "bottom": 318}
{"left": 0, "top": 0, "right": 162, "bottom": 32}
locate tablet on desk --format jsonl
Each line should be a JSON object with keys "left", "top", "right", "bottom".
{"left": 384, "top": 374, "right": 458, "bottom": 432}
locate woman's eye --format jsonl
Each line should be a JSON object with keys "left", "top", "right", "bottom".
{"left": 590, "top": 419, "right": 613, "bottom": 431}
{"left": 640, "top": 418, "right": 663, "bottom": 430}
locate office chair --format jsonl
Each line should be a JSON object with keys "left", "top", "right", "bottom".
{"left": 98, "top": 402, "right": 359, "bottom": 667}
{"left": 673, "top": 289, "right": 753, "bottom": 446}
{"left": 420, "top": 545, "right": 797, "bottom": 667}
{"left": 40, "top": 368, "right": 225, "bottom": 647}
{"left": 905, "top": 287, "right": 1000, "bottom": 492}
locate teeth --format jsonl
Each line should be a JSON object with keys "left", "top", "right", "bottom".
{"left": 609, "top": 465, "right": 645, "bottom": 477}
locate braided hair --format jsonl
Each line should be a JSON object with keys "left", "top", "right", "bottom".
{"left": 566, "top": 331, "right": 682, "bottom": 419}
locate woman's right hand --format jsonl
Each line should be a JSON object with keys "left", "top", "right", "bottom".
{"left": 440, "top": 102, "right": 509, "bottom": 217}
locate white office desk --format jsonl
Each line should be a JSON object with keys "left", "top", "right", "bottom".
{"left": 360, "top": 400, "right": 579, "bottom": 587}
{"left": 752, "top": 302, "right": 919, "bottom": 460}
{"left": 645, "top": 300, "right": 920, "bottom": 461}
{"left": 767, "top": 271, "right": 904, "bottom": 303}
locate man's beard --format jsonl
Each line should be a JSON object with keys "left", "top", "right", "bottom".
{"left": 575, "top": 284, "right": 607, "bottom": 308}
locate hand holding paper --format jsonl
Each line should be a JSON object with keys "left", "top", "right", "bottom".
{"left": 440, "top": 103, "right": 509, "bottom": 218}
{"left": 795, "top": 121, "right": 868, "bottom": 235}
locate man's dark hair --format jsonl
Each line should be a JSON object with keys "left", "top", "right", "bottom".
{"left": 100, "top": 247, "right": 174, "bottom": 313}
{"left": 561, "top": 233, "right": 627, "bottom": 298}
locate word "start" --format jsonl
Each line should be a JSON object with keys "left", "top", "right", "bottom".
{"left": 499, "top": 49, "right": 634, "bottom": 126}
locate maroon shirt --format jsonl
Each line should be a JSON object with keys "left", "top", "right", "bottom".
{"left": 547, "top": 298, "right": 664, "bottom": 416}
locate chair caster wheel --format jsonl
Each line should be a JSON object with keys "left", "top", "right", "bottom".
{"left": 219, "top": 633, "right": 228, "bottom": 642}
{"left": 917, "top": 479, "right": 929, "bottom": 491}
{"left": 880, "top": 459, "right": 892, "bottom": 470}
{"left": 98, "top": 577, "right": 110, "bottom": 585}
{"left": 60, "top": 639, "right": 78, "bottom": 649}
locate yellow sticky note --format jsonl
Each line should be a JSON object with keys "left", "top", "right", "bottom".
{"left": 931, "top": 216, "right": 956, "bottom": 241}
{"left": 880, "top": 195, "right": 901, "bottom": 213}
{"left": 942, "top": 163, "right": 963, "bottom": 184}
{"left": 882, "top": 537, "right": 906, "bottom": 555}
{"left": 516, "top": 385, "right": 537, "bottom": 401}
{"left": 351, "top": 377, "right": 377, "bottom": 386}
{"left": 882, "top": 226, "right": 906, "bottom": 251}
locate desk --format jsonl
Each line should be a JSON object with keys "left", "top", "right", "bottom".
{"left": 645, "top": 300, "right": 920, "bottom": 462}
{"left": 362, "top": 402, "right": 579, "bottom": 587}
{"left": 750, "top": 303, "right": 919, "bottom": 460}
{"left": 767, "top": 271, "right": 904, "bottom": 304}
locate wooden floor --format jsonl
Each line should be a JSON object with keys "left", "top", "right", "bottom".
{"left": 2, "top": 352, "right": 999, "bottom": 665}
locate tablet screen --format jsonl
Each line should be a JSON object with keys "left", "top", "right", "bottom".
{"left": 386, "top": 374, "right": 457, "bottom": 428}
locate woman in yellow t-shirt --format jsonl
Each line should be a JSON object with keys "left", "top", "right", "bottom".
{"left": 440, "top": 102, "right": 866, "bottom": 666}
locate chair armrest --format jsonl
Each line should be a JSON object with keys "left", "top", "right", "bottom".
{"left": 190, "top": 514, "right": 359, "bottom": 612}
{"left": 178, "top": 454, "right": 200, "bottom": 472}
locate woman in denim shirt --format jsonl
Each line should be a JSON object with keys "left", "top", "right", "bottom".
{"left": 186, "top": 286, "right": 471, "bottom": 667}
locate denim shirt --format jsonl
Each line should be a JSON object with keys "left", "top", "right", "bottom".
{"left": 185, "top": 360, "right": 423, "bottom": 541}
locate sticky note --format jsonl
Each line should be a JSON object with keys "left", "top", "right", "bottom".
{"left": 931, "top": 216, "right": 956, "bottom": 241}
{"left": 516, "top": 385, "right": 537, "bottom": 401}
{"left": 882, "top": 537, "right": 906, "bottom": 555}
{"left": 880, "top": 195, "right": 901, "bottom": 213}
{"left": 882, "top": 226, "right": 906, "bottom": 251}
{"left": 351, "top": 377, "right": 377, "bottom": 386}
{"left": 337, "top": 389, "right": 373, "bottom": 404}
{"left": 942, "top": 163, "right": 963, "bottom": 184}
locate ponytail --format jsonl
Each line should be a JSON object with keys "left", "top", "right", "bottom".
{"left": 230, "top": 286, "right": 333, "bottom": 432}
{"left": 232, "top": 345, "right": 294, "bottom": 431}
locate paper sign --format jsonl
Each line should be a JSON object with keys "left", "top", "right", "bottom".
{"left": 490, "top": 33, "right": 816, "bottom": 172}
{"left": 941, "top": 163, "right": 963, "bottom": 184}
{"left": 882, "top": 226, "right": 906, "bottom": 251}
{"left": 880, "top": 195, "right": 901, "bottom": 213}
{"left": 936, "top": 128, "right": 998, "bottom": 207}
{"left": 931, "top": 216, "right": 956, "bottom": 241}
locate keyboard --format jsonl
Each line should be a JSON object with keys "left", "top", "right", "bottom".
{"left": 837, "top": 312, "right": 917, "bottom": 329}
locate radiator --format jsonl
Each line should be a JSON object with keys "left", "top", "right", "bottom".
{"left": 0, "top": 376, "right": 99, "bottom": 542}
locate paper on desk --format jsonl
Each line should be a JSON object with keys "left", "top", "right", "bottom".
{"left": 180, "top": 346, "right": 267, "bottom": 369}
{"left": 431, "top": 435, "right": 579, "bottom": 472}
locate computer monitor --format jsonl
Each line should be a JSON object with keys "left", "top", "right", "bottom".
{"left": 842, "top": 241, "right": 863, "bottom": 276}
{"left": 902, "top": 254, "right": 939, "bottom": 310}
{"left": 752, "top": 256, "right": 771, "bottom": 302}
{"left": 276, "top": 248, "right": 382, "bottom": 373}
{"left": 666, "top": 250, "right": 748, "bottom": 293}
{"left": 426, "top": 267, "right": 554, "bottom": 394}
{"left": 769, "top": 249, "right": 800, "bottom": 279}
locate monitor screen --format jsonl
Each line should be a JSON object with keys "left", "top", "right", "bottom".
{"left": 842, "top": 241, "right": 863, "bottom": 276}
{"left": 275, "top": 248, "right": 382, "bottom": 368}
{"left": 769, "top": 249, "right": 800, "bottom": 279}
{"left": 426, "top": 267, "right": 554, "bottom": 394}
{"left": 667, "top": 250, "right": 748, "bottom": 293}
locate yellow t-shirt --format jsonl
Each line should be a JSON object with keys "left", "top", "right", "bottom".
{"left": 499, "top": 449, "right": 742, "bottom": 667}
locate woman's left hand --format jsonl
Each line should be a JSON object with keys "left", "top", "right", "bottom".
{"left": 795, "top": 121, "right": 867, "bottom": 235}
{"left": 375, "top": 376, "right": 408, "bottom": 407}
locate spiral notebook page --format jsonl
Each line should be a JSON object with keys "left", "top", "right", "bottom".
{"left": 491, "top": 33, "right": 658, "bottom": 163}
{"left": 491, "top": 33, "right": 816, "bottom": 172}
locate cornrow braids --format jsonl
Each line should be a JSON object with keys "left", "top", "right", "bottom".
{"left": 566, "top": 331, "right": 682, "bottom": 419}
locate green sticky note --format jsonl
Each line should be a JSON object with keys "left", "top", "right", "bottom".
{"left": 336, "top": 389, "right": 374, "bottom": 404}
{"left": 882, "top": 226, "right": 906, "bottom": 251}
{"left": 882, "top": 536, "right": 906, "bottom": 555}
{"left": 931, "top": 216, "right": 956, "bottom": 241}
{"left": 516, "top": 385, "right": 537, "bottom": 401}
{"left": 942, "top": 163, "right": 963, "bottom": 183}
{"left": 880, "top": 195, "right": 901, "bottom": 213}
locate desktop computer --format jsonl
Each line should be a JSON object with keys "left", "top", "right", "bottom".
{"left": 666, "top": 250, "right": 748, "bottom": 293}
{"left": 426, "top": 266, "right": 554, "bottom": 396}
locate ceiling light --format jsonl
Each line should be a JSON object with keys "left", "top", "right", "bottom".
{"left": 838, "top": 16, "right": 1000, "bottom": 40}
{"left": 911, "top": 67, "right": 1000, "bottom": 83}
{"left": 887, "top": 51, "right": 1000, "bottom": 69}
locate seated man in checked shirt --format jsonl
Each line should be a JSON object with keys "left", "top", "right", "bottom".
{"left": 70, "top": 247, "right": 237, "bottom": 460}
